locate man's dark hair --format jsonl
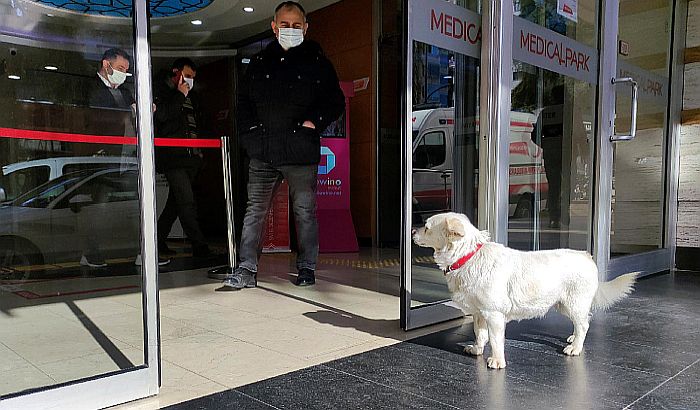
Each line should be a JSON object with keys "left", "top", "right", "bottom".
{"left": 101, "top": 48, "right": 130, "bottom": 63}
{"left": 172, "top": 57, "right": 197, "bottom": 72}
{"left": 275, "top": 1, "right": 306, "bottom": 18}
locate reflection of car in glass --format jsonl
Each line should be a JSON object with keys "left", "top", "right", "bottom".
{"left": 0, "top": 156, "right": 137, "bottom": 203}
{"left": 0, "top": 168, "right": 140, "bottom": 273}
{"left": 412, "top": 108, "right": 547, "bottom": 221}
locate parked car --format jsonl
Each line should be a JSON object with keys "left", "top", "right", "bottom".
{"left": 0, "top": 167, "right": 141, "bottom": 274}
{"left": 411, "top": 108, "right": 548, "bottom": 221}
{"left": 0, "top": 156, "right": 137, "bottom": 203}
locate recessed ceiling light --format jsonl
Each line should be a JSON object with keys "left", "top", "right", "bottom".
{"left": 190, "top": 19, "right": 203, "bottom": 25}
{"left": 46, "top": 13, "right": 54, "bottom": 17}
{"left": 243, "top": 6, "right": 254, "bottom": 13}
{"left": 241, "top": 58, "right": 251, "bottom": 64}
{"left": 44, "top": 65, "right": 58, "bottom": 71}
{"left": 8, "top": 75, "right": 20, "bottom": 80}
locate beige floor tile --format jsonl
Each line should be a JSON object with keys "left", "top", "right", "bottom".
{"left": 159, "top": 359, "right": 219, "bottom": 389}
{"left": 111, "top": 381, "right": 227, "bottom": 410}
{"left": 84, "top": 313, "right": 206, "bottom": 348}
{"left": 160, "top": 331, "right": 310, "bottom": 388}
{"left": 39, "top": 347, "right": 145, "bottom": 384}
{"left": 0, "top": 364, "right": 55, "bottom": 397}
{"left": 282, "top": 310, "right": 402, "bottom": 342}
{"left": 0, "top": 315, "right": 125, "bottom": 365}
{"left": 202, "top": 286, "right": 330, "bottom": 320}
{"left": 0, "top": 304, "right": 67, "bottom": 332}
{"left": 161, "top": 301, "right": 262, "bottom": 332}
{"left": 257, "top": 275, "right": 394, "bottom": 311}
{"left": 218, "top": 317, "right": 369, "bottom": 361}
{"left": 0, "top": 342, "right": 32, "bottom": 372}
{"left": 45, "top": 297, "right": 143, "bottom": 322}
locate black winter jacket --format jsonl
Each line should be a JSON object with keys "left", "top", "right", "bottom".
{"left": 237, "top": 40, "right": 345, "bottom": 166}
{"left": 152, "top": 72, "right": 204, "bottom": 172}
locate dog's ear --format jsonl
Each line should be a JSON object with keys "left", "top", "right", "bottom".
{"left": 445, "top": 217, "right": 466, "bottom": 238}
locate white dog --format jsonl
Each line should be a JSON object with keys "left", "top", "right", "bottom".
{"left": 412, "top": 212, "right": 637, "bottom": 369}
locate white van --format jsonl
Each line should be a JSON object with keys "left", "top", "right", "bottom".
{"left": 412, "top": 108, "right": 547, "bottom": 220}
{"left": 0, "top": 156, "right": 137, "bottom": 202}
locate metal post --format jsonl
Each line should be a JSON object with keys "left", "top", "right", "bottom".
{"left": 208, "top": 135, "right": 237, "bottom": 279}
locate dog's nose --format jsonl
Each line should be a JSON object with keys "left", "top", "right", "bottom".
{"left": 411, "top": 229, "right": 417, "bottom": 236}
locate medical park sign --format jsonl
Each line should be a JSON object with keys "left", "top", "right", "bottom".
{"left": 513, "top": 17, "right": 598, "bottom": 84}
{"left": 410, "top": 0, "right": 597, "bottom": 85}
{"left": 410, "top": 0, "right": 482, "bottom": 59}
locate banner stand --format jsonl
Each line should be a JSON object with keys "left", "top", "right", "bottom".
{"left": 208, "top": 135, "right": 237, "bottom": 280}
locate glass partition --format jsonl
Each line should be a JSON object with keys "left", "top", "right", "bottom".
{"left": 403, "top": 0, "right": 481, "bottom": 328}
{"left": 0, "top": 0, "right": 146, "bottom": 398}
{"left": 508, "top": 0, "right": 599, "bottom": 251}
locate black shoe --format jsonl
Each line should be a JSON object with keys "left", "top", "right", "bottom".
{"left": 295, "top": 268, "right": 315, "bottom": 286}
{"left": 220, "top": 267, "right": 257, "bottom": 290}
{"left": 158, "top": 243, "right": 176, "bottom": 256}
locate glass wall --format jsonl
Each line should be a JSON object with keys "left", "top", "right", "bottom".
{"left": 0, "top": 1, "right": 145, "bottom": 397}
{"left": 410, "top": 0, "right": 481, "bottom": 307}
{"left": 508, "top": 0, "right": 598, "bottom": 251}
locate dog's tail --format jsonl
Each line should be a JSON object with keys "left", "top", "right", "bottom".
{"left": 592, "top": 272, "right": 638, "bottom": 310}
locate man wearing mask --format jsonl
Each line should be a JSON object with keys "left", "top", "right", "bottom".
{"left": 88, "top": 48, "right": 139, "bottom": 147}
{"left": 222, "top": 1, "right": 345, "bottom": 289}
{"left": 153, "top": 58, "right": 212, "bottom": 258}
{"left": 87, "top": 48, "right": 170, "bottom": 268}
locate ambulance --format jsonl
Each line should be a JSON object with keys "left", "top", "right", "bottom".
{"left": 412, "top": 108, "right": 547, "bottom": 221}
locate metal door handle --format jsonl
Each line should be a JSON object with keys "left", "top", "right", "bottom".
{"left": 610, "top": 77, "right": 638, "bottom": 142}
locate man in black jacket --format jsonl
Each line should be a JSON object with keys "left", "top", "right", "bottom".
{"left": 153, "top": 58, "right": 212, "bottom": 257}
{"left": 223, "top": 1, "right": 345, "bottom": 289}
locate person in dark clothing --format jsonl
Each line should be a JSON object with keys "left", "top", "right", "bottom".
{"left": 89, "top": 48, "right": 135, "bottom": 113}
{"left": 532, "top": 85, "right": 565, "bottom": 229}
{"left": 78, "top": 48, "right": 135, "bottom": 268}
{"left": 222, "top": 1, "right": 345, "bottom": 289}
{"left": 153, "top": 57, "right": 212, "bottom": 257}
{"left": 85, "top": 48, "right": 170, "bottom": 268}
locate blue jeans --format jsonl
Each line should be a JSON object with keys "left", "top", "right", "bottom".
{"left": 239, "top": 159, "right": 318, "bottom": 272}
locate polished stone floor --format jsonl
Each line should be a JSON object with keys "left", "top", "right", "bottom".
{"left": 165, "top": 271, "right": 700, "bottom": 410}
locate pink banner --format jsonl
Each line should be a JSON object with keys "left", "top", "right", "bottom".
{"left": 317, "top": 81, "right": 359, "bottom": 253}
{"left": 261, "top": 181, "right": 291, "bottom": 253}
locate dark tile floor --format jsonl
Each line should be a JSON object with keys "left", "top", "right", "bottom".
{"left": 166, "top": 271, "right": 700, "bottom": 410}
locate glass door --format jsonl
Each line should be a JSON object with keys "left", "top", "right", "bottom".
{"left": 507, "top": 0, "right": 600, "bottom": 254}
{"left": 603, "top": 0, "right": 676, "bottom": 277}
{"left": 0, "top": 0, "right": 159, "bottom": 408}
{"left": 402, "top": 0, "right": 483, "bottom": 330}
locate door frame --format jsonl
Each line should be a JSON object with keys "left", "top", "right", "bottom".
{"left": 0, "top": 1, "right": 160, "bottom": 408}
{"left": 593, "top": 0, "right": 685, "bottom": 280}
{"left": 401, "top": 0, "right": 506, "bottom": 330}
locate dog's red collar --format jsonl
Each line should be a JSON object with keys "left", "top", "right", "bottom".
{"left": 444, "top": 244, "right": 483, "bottom": 275}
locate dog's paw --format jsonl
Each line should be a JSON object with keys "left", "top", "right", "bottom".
{"left": 486, "top": 356, "right": 507, "bottom": 369}
{"left": 567, "top": 335, "right": 575, "bottom": 343}
{"left": 563, "top": 344, "right": 583, "bottom": 356}
{"left": 464, "top": 345, "right": 484, "bottom": 356}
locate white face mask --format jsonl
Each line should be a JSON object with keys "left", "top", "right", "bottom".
{"left": 107, "top": 62, "right": 130, "bottom": 87}
{"left": 183, "top": 77, "right": 194, "bottom": 91}
{"left": 277, "top": 27, "right": 304, "bottom": 50}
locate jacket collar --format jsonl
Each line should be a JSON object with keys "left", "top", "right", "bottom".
{"left": 444, "top": 244, "right": 483, "bottom": 275}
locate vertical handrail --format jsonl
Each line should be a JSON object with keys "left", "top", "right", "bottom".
{"left": 610, "top": 77, "right": 639, "bottom": 142}
{"left": 208, "top": 136, "right": 237, "bottom": 280}
{"left": 220, "top": 135, "right": 237, "bottom": 270}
